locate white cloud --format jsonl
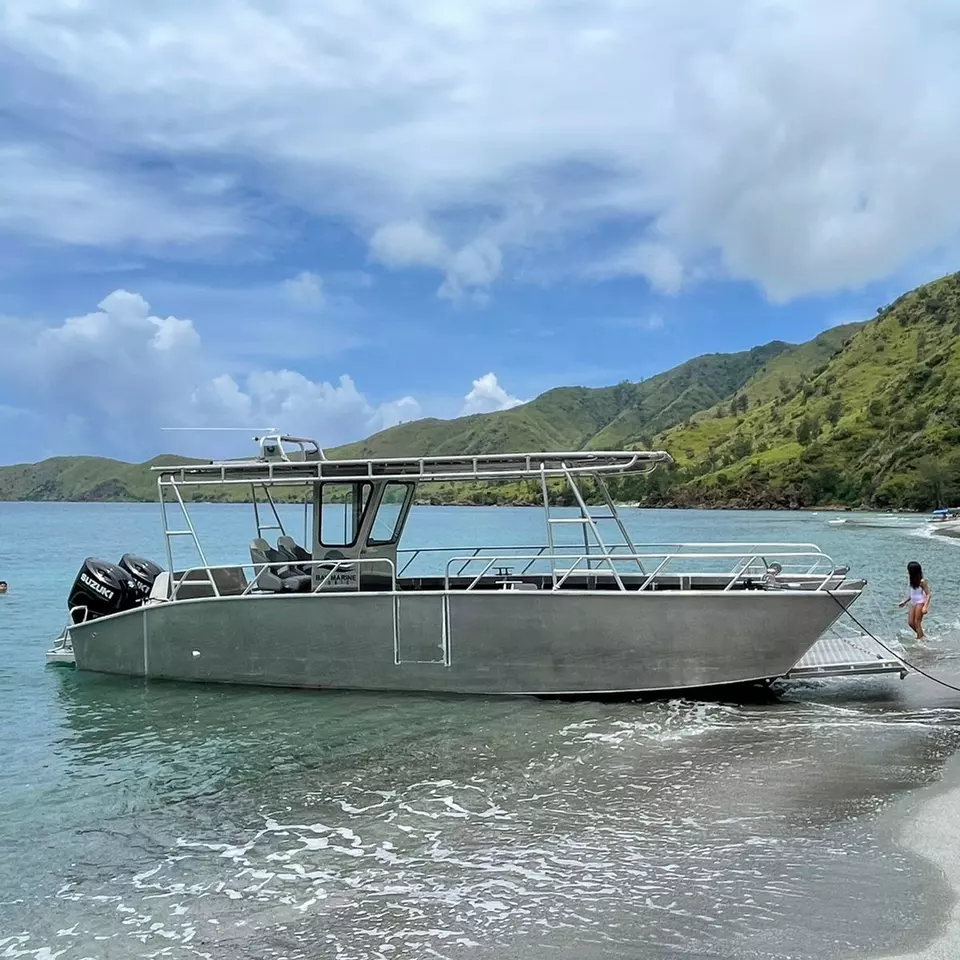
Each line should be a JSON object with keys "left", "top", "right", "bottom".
{"left": 0, "top": 290, "right": 421, "bottom": 458}
{"left": 370, "top": 220, "right": 503, "bottom": 299}
{"left": 369, "top": 221, "right": 447, "bottom": 270}
{"left": 194, "top": 370, "right": 421, "bottom": 442}
{"left": 646, "top": 313, "right": 665, "bottom": 331}
{"left": 590, "top": 242, "right": 684, "bottom": 295}
{"left": 460, "top": 373, "right": 524, "bottom": 416}
{"left": 0, "top": 144, "right": 243, "bottom": 251}
{"left": 3, "top": 1, "right": 960, "bottom": 298}
{"left": 282, "top": 270, "right": 325, "bottom": 309}
{"left": 438, "top": 238, "right": 503, "bottom": 300}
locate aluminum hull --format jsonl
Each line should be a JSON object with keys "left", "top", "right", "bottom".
{"left": 68, "top": 589, "right": 859, "bottom": 695}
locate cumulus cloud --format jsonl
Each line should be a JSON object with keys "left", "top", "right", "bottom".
{"left": 0, "top": 290, "right": 421, "bottom": 459}
{"left": 590, "top": 242, "right": 684, "bottom": 295}
{"left": 4, "top": 1, "right": 958, "bottom": 299}
{"left": 282, "top": 270, "right": 324, "bottom": 309}
{"left": 461, "top": 373, "right": 524, "bottom": 416}
{"left": 193, "top": 370, "right": 420, "bottom": 442}
{"left": 369, "top": 221, "right": 447, "bottom": 270}
{"left": 370, "top": 220, "right": 503, "bottom": 299}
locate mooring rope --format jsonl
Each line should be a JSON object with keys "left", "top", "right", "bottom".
{"left": 827, "top": 590, "right": 960, "bottom": 695}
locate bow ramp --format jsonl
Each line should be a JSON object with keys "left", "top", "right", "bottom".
{"left": 785, "top": 634, "right": 907, "bottom": 680}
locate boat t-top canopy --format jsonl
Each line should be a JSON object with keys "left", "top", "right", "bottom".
{"left": 151, "top": 441, "right": 673, "bottom": 488}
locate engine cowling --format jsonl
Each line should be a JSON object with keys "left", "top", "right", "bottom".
{"left": 118, "top": 553, "right": 163, "bottom": 601}
{"left": 67, "top": 558, "right": 140, "bottom": 621}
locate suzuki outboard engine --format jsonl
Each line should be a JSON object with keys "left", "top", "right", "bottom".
{"left": 118, "top": 553, "right": 163, "bottom": 601}
{"left": 67, "top": 558, "right": 139, "bottom": 622}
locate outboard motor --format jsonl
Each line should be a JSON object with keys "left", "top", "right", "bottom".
{"left": 67, "top": 558, "right": 140, "bottom": 622}
{"left": 118, "top": 554, "right": 163, "bottom": 601}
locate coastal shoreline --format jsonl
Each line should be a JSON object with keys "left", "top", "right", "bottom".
{"left": 931, "top": 521, "right": 960, "bottom": 541}
{"left": 880, "top": 748, "right": 960, "bottom": 960}
{"left": 0, "top": 496, "right": 925, "bottom": 513}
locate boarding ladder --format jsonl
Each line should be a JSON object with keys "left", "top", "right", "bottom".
{"left": 158, "top": 479, "right": 294, "bottom": 595}
{"left": 159, "top": 479, "right": 213, "bottom": 581}
{"left": 539, "top": 464, "right": 642, "bottom": 590}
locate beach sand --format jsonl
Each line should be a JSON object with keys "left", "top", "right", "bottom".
{"left": 930, "top": 521, "right": 960, "bottom": 541}
{"left": 882, "top": 750, "right": 960, "bottom": 959}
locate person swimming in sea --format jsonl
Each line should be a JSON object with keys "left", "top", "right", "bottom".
{"left": 0, "top": 581, "right": 6, "bottom": 595}
{"left": 898, "top": 561, "right": 931, "bottom": 640}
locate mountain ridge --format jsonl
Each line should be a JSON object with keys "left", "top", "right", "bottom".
{"left": 5, "top": 267, "right": 960, "bottom": 512}
{"left": 623, "top": 270, "right": 960, "bottom": 510}
{"left": 0, "top": 335, "right": 832, "bottom": 502}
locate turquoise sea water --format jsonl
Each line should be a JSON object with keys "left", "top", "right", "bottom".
{"left": 2, "top": 503, "right": 960, "bottom": 958}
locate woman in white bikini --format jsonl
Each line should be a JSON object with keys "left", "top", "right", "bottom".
{"left": 898, "top": 561, "right": 931, "bottom": 640}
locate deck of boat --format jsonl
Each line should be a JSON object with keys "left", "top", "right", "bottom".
{"left": 785, "top": 634, "right": 907, "bottom": 680}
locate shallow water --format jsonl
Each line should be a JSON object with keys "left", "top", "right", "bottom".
{"left": 2, "top": 504, "right": 960, "bottom": 958}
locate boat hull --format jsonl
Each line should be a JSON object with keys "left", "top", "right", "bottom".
{"left": 67, "top": 588, "right": 861, "bottom": 695}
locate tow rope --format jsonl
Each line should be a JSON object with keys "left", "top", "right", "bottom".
{"left": 827, "top": 589, "right": 960, "bottom": 695}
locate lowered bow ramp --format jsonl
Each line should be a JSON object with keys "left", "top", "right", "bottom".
{"left": 785, "top": 634, "right": 907, "bottom": 680}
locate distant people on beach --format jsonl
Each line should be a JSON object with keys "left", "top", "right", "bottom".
{"left": 898, "top": 561, "right": 931, "bottom": 640}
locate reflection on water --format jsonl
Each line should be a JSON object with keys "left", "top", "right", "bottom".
{"left": 4, "top": 504, "right": 960, "bottom": 958}
{"left": 3, "top": 668, "right": 960, "bottom": 959}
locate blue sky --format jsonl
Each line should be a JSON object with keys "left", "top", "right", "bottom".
{"left": 1, "top": 0, "right": 959, "bottom": 463}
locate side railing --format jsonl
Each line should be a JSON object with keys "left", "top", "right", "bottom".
{"left": 166, "top": 557, "right": 397, "bottom": 601}
{"left": 398, "top": 542, "right": 826, "bottom": 578}
{"left": 155, "top": 544, "right": 847, "bottom": 598}
{"left": 442, "top": 549, "right": 847, "bottom": 593}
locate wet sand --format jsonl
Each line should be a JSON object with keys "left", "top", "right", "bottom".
{"left": 884, "top": 748, "right": 960, "bottom": 959}
{"left": 930, "top": 521, "right": 960, "bottom": 541}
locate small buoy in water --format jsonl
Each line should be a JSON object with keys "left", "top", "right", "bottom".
{"left": 192, "top": 650, "right": 200, "bottom": 658}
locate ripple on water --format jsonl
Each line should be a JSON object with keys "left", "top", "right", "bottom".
{"left": 5, "top": 694, "right": 960, "bottom": 959}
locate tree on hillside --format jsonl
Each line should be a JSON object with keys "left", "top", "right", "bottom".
{"left": 796, "top": 416, "right": 819, "bottom": 446}
{"left": 728, "top": 436, "right": 753, "bottom": 461}
{"left": 916, "top": 455, "right": 947, "bottom": 508}
{"left": 825, "top": 399, "right": 843, "bottom": 426}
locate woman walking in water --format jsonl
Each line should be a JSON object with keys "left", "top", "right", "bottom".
{"left": 898, "top": 561, "right": 931, "bottom": 640}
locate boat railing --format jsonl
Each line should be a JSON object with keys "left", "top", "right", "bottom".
{"left": 69, "top": 604, "right": 90, "bottom": 624}
{"left": 158, "top": 547, "right": 841, "bottom": 598}
{"left": 167, "top": 557, "right": 397, "bottom": 600}
{"left": 442, "top": 549, "right": 844, "bottom": 593}
{"left": 399, "top": 542, "right": 825, "bottom": 578}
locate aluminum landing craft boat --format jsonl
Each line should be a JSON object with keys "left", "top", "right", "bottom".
{"left": 46, "top": 434, "right": 895, "bottom": 695}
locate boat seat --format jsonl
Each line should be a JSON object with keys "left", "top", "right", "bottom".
{"left": 249, "top": 539, "right": 311, "bottom": 593}
{"left": 278, "top": 536, "right": 312, "bottom": 564}
{"left": 149, "top": 571, "right": 171, "bottom": 601}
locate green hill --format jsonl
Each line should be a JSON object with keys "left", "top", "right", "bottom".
{"left": 0, "top": 340, "right": 805, "bottom": 502}
{"left": 5, "top": 267, "right": 960, "bottom": 512}
{"left": 614, "top": 271, "right": 960, "bottom": 510}
{"left": 0, "top": 455, "right": 203, "bottom": 502}
{"left": 333, "top": 341, "right": 792, "bottom": 459}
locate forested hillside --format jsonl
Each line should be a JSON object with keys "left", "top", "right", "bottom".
{"left": 6, "top": 269, "right": 960, "bottom": 511}
{"left": 610, "top": 271, "right": 960, "bottom": 509}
